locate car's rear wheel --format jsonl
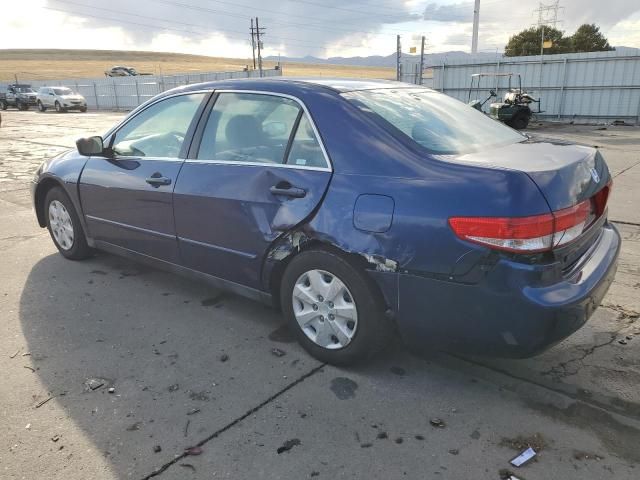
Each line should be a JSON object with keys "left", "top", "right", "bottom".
{"left": 280, "top": 249, "right": 391, "bottom": 365}
{"left": 37, "top": 101, "right": 46, "bottom": 112}
{"left": 0, "top": 100, "right": 7, "bottom": 110}
{"left": 44, "top": 187, "right": 92, "bottom": 260}
{"left": 55, "top": 101, "right": 65, "bottom": 113}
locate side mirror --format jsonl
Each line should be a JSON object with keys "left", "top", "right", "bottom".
{"left": 50, "top": 92, "right": 55, "bottom": 96}
{"left": 76, "top": 136, "right": 105, "bottom": 156}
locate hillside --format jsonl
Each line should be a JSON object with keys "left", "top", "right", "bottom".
{"left": 0, "top": 49, "right": 395, "bottom": 82}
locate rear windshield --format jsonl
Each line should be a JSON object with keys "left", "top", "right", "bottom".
{"left": 342, "top": 88, "right": 524, "bottom": 155}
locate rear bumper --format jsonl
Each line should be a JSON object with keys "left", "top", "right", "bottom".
{"left": 390, "top": 223, "right": 620, "bottom": 358}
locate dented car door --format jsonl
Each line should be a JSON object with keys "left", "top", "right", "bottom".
{"left": 173, "top": 91, "right": 332, "bottom": 289}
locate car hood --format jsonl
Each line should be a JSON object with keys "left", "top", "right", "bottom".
{"left": 61, "top": 95, "right": 85, "bottom": 100}
{"left": 452, "top": 136, "right": 610, "bottom": 211}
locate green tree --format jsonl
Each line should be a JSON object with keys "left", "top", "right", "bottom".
{"left": 571, "top": 24, "right": 613, "bottom": 53}
{"left": 505, "top": 26, "right": 571, "bottom": 57}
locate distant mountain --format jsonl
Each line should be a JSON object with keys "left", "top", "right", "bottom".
{"left": 264, "top": 51, "right": 500, "bottom": 67}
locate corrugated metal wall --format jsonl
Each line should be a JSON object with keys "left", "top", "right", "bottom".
{"left": 401, "top": 50, "right": 640, "bottom": 123}
{"left": 1, "top": 68, "right": 282, "bottom": 111}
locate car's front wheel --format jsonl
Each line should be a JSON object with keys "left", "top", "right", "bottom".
{"left": 44, "top": 187, "right": 92, "bottom": 260}
{"left": 280, "top": 249, "right": 392, "bottom": 365}
{"left": 37, "top": 101, "right": 46, "bottom": 112}
{"left": 54, "top": 101, "right": 65, "bottom": 113}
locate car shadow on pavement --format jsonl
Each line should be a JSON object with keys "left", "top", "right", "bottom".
{"left": 18, "top": 251, "right": 640, "bottom": 478}
{"left": 18, "top": 251, "right": 329, "bottom": 478}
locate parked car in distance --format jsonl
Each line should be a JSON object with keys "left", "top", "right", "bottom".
{"left": 37, "top": 87, "right": 87, "bottom": 113}
{"left": 0, "top": 84, "right": 38, "bottom": 110}
{"left": 31, "top": 78, "right": 620, "bottom": 366}
{"left": 104, "top": 66, "right": 151, "bottom": 77}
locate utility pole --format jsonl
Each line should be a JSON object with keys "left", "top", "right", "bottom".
{"left": 419, "top": 36, "right": 425, "bottom": 85}
{"left": 250, "top": 18, "right": 256, "bottom": 70}
{"left": 396, "top": 35, "right": 401, "bottom": 81}
{"left": 471, "top": 0, "right": 480, "bottom": 54}
{"left": 255, "top": 17, "right": 265, "bottom": 77}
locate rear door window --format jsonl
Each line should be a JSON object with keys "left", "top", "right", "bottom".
{"left": 196, "top": 92, "right": 328, "bottom": 168}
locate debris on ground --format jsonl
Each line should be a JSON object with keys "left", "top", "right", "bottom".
{"left": 126, "top": 422, "right": 142, "bottom": 431}
{"left": 573, "top": 451, "right": 604, "bottom": 461}
{"left": 277, "top": 438, "right": 301, "bottom": 454}
{"left": 107, "top": 387, "right": 115, "bottom": 394}
{"left": 184, "top": 446, "right": 204, "bottom": 456}
{"left": 499, "top": 433, "right": 546, "bottom": 452}
{"left": 35, "top": 395, "right": 55, "bottom": 408}
{"left": 84, "top": 378, "right": 106, "bottom": 391}
{"left": 153, "top": 445, "right": 162, "bottom": 453}
{"left": 219, "top": 354, "right": 229, "bottom": 362}
{"left": 168, "top": 384, "right": 180, "bottom": 392}
{"left": 179, "top": 463, "right": 196, "bottom": 472}
{"left": 271, "top": 348, "right": 286, "bottom": 357}
{"left": 23, "top": 366, "right": 35, "bottom": 372}
{"left": 448, "top": 449, "right": 459, "bottom": 455}
{"left": 499, "top": 469, "right": 524, "bottom": 480}
{"left": 619, "top": 339, "right": 628, "bottom": 345}
{"left": 415, "top": 435, "right": 425, "bottom": 441}
{"left": 25, "top": 424, "right": 31, "bottom": 430}
{"left": 430, "top": 418, "right": 446, "bottom": 428}
{"left": 360, "top": 442, "right": 373, "bottom": 448}
{"left": 510, "top": 447, "right": 537, "bottom": 467}
{"left": 395, "top": 437, "right": 403, "bottom": 444}
{"left": 187, "top": 408, "right": 201, "bottom": 416}
{"left": 184, "top": 420, "right": 190, "bottom": 437}
{"left": 9, "top": 349, "right": 20, "bottom": 359}
{"left": 376, "top": 431, "right": 388, "bottom": 440}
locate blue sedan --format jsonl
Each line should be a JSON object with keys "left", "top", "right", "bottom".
{"left": 31, "top": 78, "right": 620, "bottom": 365}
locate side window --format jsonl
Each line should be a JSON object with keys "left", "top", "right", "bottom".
{"left": 285, "top": 114, "right": 327, "bottom": 168}
{"left": 196, "top": 93, "right": 300, "bottom": 164}
{"left": 112, "top": 93, "right": 206, "bottom": 158}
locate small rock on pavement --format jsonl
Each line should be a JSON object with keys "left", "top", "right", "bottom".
{"left": 107, "top": 387, "right": 115, "bottom": 394}
{"left": 430, "top": 418, "right": 446, "bottom": 428}
{"left": 448, "top": 449, "right": 459, "bottom": 455}
{"left": 271, "top": 348, "right": 286, "bottom": 357}
{"left": 168, "top": 384, "right": 180, "bottom": 392}
{"left": 184, "top": 446, "right": 204, "bottom": 456}
{"left": 153, "top": 445, "right": 162, "bottom": 453}
{"left": 220, "top": 354, "right": 229, "bottom": 362}
{"left": 51, "top": 434, "right": 61, "bottom": 442}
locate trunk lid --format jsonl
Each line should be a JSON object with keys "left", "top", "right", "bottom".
{"left": 454, "top": 137, "right": 611, "bottom": 212}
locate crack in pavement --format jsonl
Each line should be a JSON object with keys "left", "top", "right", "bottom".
{"left": 140, "top": 363, "right": 326, "bottom": 479}
{"left": 611, "top": 219, "right": 640, "bottom": 227}
{"left": 539, "top": 334, "right": 618, "bottom": 380}
{"left": 613, "top": 159, "right": 640, "bottom": 178}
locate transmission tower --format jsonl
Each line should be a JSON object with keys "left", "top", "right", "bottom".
{"left": 533, "top": 1, "right": 563, "bottom": 56}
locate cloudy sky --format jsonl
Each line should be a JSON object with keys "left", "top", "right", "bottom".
{"left": 3, "top": 0, "right": 640, "bottom": 58}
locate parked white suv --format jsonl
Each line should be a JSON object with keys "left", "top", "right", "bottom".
{"left": 37, "top": 87, "right": 87, "bottom": 113}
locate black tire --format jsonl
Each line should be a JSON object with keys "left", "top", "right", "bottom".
{"left": 44, "top": 187, "right": 92, "bottom": 260}
{"left": 79, "top": 106, "right": 87, "bottom": 113}
{"left": 0, "top": 100, "right": 7, "bottom": 110}
{"left": 37, "top": 101, "right": 46, "bottom": 112}
{"left": 510, "top": 112, "right": 529, "bottom": 130}
{"left": 55, "top": 101, "right": 65, "bottom": 113}
{"left": 17, "top": 102, "right": 28, "bottom": 111}
{"left": 280, "top": 249, "right": 392, "bottom": 365}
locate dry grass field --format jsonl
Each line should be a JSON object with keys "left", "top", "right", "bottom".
{"left": 0, "top": 49, "right": 395, "bottom": 82}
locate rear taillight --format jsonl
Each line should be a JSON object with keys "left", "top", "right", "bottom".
{"left": 449, "top": 200, "right": 593, "bottom": 253}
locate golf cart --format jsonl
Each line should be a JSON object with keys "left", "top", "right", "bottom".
{"left": 468, "top": 73, "right": 541, "bottom": 130}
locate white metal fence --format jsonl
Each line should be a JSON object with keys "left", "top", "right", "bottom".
{"left": 1, "top": 68, "right": 282, "bottom": 111}
{"left": 401, "top": 50, "right": 640, "bottom": 124}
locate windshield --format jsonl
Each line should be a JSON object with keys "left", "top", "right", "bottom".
{"left": 342, "top": 88, "right": 525, "bottom": 155}
{"left": 54, "top": 88, "right": 73, "bottom": 95}
{"left": 15, "top": 87, "right": 35, "bottom": 93}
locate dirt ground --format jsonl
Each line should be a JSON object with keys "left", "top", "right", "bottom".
{"left": 0, "top": 111, "right": 639, "bottom": 479}
{"left": 0, "top": 49, "right": 395, "bottom": 82}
